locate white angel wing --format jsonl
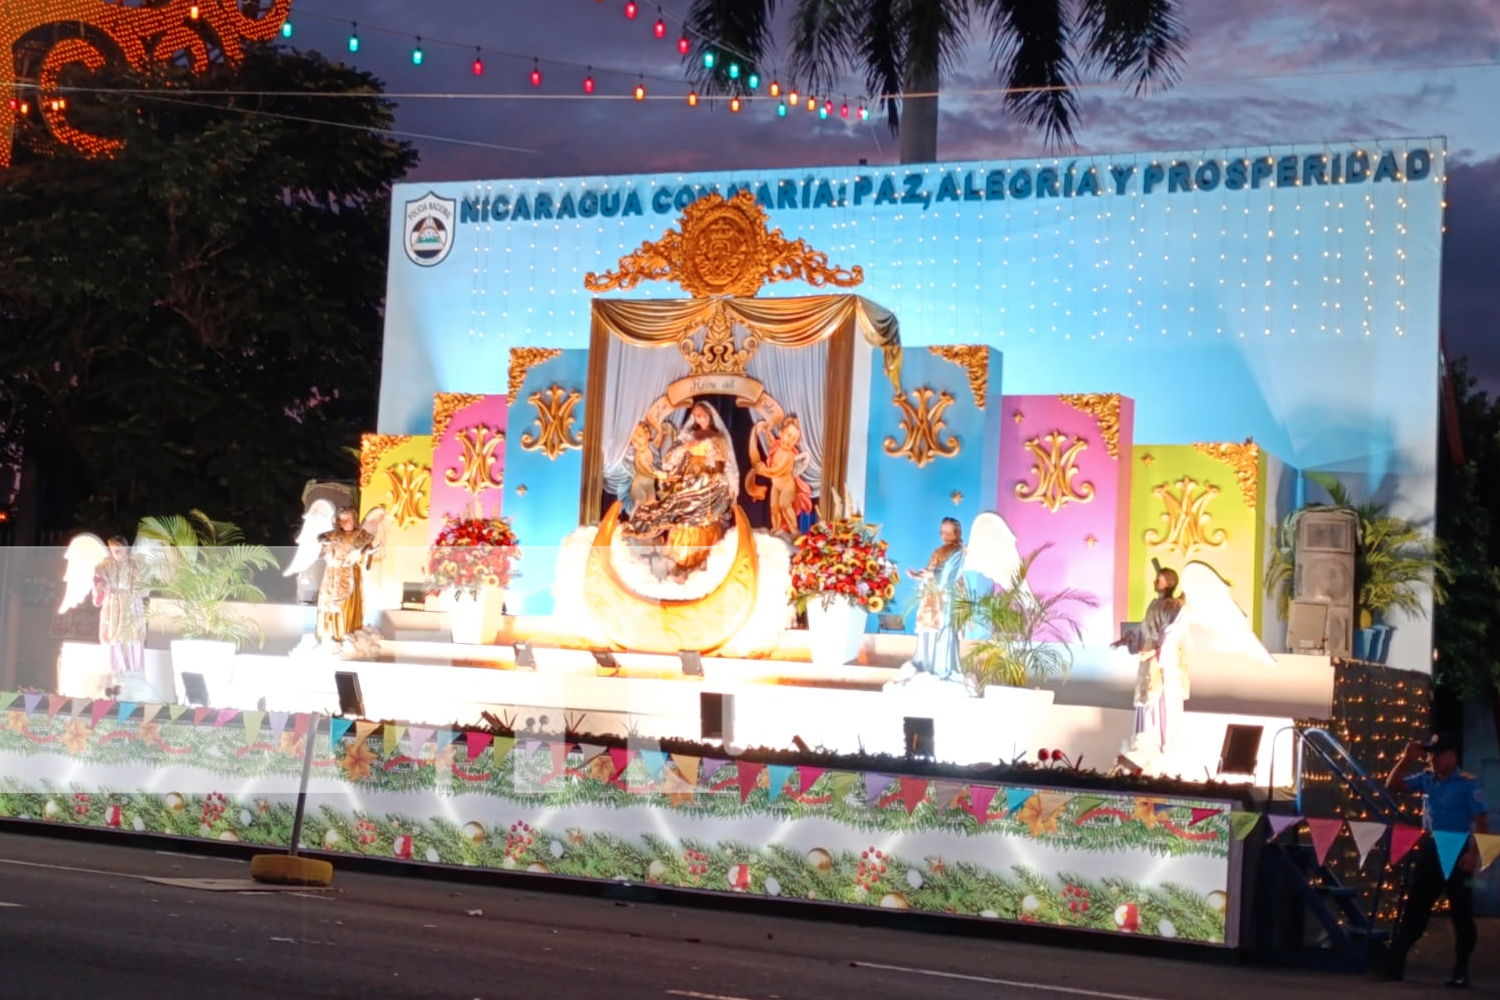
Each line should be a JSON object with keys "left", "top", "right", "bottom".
{"left": 962, "top": 511, "right": 1025, "bottom": 584}
{"left": 285, "top": 500, "right": 336, "bottom": 576}
{"left": 58, "top": 534, "right": 107, "bottom": 614}
{"left": 361, "top": 506, "right": 387, "bottom": 544}
{"left": 1170, "top": 561, "right": 1275, "bottom": 669}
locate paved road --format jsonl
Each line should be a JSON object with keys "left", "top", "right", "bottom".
{"left": 0, "top": 829, "right": 1482, "bottom": 999}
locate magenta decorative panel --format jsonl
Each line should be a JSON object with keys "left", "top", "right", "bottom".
{"left": 996, "top": 394, "right": 1136, "bottom": 643}
{"left": 429, "top": 393, "right": 510, "bottom": 543}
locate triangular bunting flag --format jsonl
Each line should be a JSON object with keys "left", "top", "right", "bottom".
{"left": 1069, "top": 795, "right": 1107, "bottom": 820}
{"left": 70, "top": 698, "right": 88, "bottom": 718}
{"left": 168, "top": 704, "right": 188, "bottom": 722}
{"left": 638, "top": 749, "right": 668, "bottom": 781}
{"left": 1306, "top": 818, "right": 1344, "bottom": 865}
{"left": 765, "top": 764, "right": 794, "bottom": 803}
{"left": 899, "top": 777, "right": 929, "bottom": 815}
{"left": 384, "top": 724, "right": 407, "bottom": 756}
{"left": 492, "top": 735, "right": 516, "bottom": 766}
{"left": 1190, "top": 807, "right": 1221, "bottom": 827}
{"left": 827, "top": 772, "right": 857, "bottom": 803}
{"left": 46, "top": 695, "right": 67, "bottom": 721}
{"left": 671, "top": 754, "right": 701, "bottom": 785}
{"left": 864, "top": 773, "right": 894, "bottom": 804}
{"left": 192, "top": 707, "right": 212, "bottom": 727}
{"left": 0, "top": 692, "right": 19, "bottom": 713}
{"left": 578, "top": 743, "right": 608, "bottom": 765}
{"left": 968, "top": 785, "right": 999, "bottom": 825}
{"left": 1434, "top": 831, "right": 1472, "bottom": 879}
{"left": 116, "top": 701, "right": 137, "bottom": 722}
{"left": 1229, "top": 811, "right": 1263, "bottom": 842}
{"left": 139, "top": 704, "right": 163, "bottom": 727}
{"left": 700, "top": 758, "right": 728, "bottom": 782}
{"left": 1474, "top": 833, "right": 1500, "bottom": 873}
{"left": 1004, "top": 787, "right": 1033, "bottom": 817}
{"left": 215, "top": 708, "right": 239, "bottom": 728}
{"left": 607, "top": 747, "right": 632, "bottom": 782}
{"left": 329, "top": 716, "right": 353, "bottom": 748}
{"left": 268, "top": 711, "right": 288, "bottom": 741}
{"left": 1266, "top": 815, "right": 1303, "bottom": 840}
{"left": 240, "top": 711, "right": 267, "bottom": 747}
{"left": 797, "top": 766, "right": 825, "bottom": 793}
{"left": 434, "top": 730, "right": 456, "bottom": 749}
{"left": 522, "top": 738, "right": 543, "bottom": 757}
{"left": 465, "top": 731, "right": 493, "bottom": 763}
{"left": 1347, "top": 821, "right": 1388, "bottom": 867}
{"left": 89, "top": 700, "right": 115, "bottom": 728}
{"left": 550, "top": 740, "right": 572, "bottom": 775}
{"left": 932, "top": 781, "right": 965, "bottom": 813}
{"left": 353, "top": 720, "right": 379, "bottom": 744}
{"left": 1389, "top": 824, "right": 1424, "bottom": 864}
{"left": 291, "top": 712, "right": 311, "bottom": 746}
{"left": 736, "top": 761, "right": 764, "bottom": 803}
{"left": 407, "top": 727, "right": 434, "bottom": 752}
{"left": 23, "top": 692, "right": 42, "bottom": 714}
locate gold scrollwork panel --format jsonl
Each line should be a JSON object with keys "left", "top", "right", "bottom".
{"left": 1143, "top": 476, "right": 1228, "bottom": 556}
{"left": 1014, "top": 431, "right": 1096, "bottom": 513}
{"left": 520, "top": 385, "right": 584, "bottom": 460}
{"left": 883, "top": 387, "right": 961, "bottom": 468}
{"left": 444, "top": 425, "right": 505, "bottom": 495}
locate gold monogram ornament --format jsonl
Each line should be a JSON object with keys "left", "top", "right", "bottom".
{"left": 432, "top": 393, "right": 485, "bottom": 443}
{"left": 444, "top": 426, "right": 505, "bottom": 495}
{"left": 385, "top": 461, "right": 431, "bottom": 529}
{"left": 520, "top": 385, "right": 583, "bottom": 460}
{"left": 583, "top": 190, "right": 862, "bottom": 298}
{"left": 680, "top": 299, "right": 760, "bottom": 375}
{"left": 1193, "top": 439, "right": 1260, "bottom": 509}
{"left": 883, "top": 387, "right": 961, "bottom": 468}
{"left": 1059, "top": 393, "right": 1123, "bottom": 458}
{"left": 928, "top": 346, "right": 988, "bottom": 409}
{"left": 508, "top": 347, "right": 563, "bottom": 398}
{"left": 1014, "top": 432, "right": 1096, "bottom": 513}
{"left": 1144, "top": 476, "right": 1228, "bottom": 556}
{"left": 359, "top": 434, "right": 413, "bottom": 488}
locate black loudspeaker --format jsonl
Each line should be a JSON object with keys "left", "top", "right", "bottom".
{"left": 591, "top": 649, "right": 621, "bottom": 676}
{"left": 904, "top": 716, "right": 935, "bottom": 759}
{"left": 334, "top": 671, "right": 366, "bottom": 718}
{"left": 180, "top": 672, "right": 210, "bottom": 708}
{"left": 701, "top": 692, "right": 733, "bottom": 743}
{"left": 513, "top": 642, "right": 536, "bottom": 669}
{"left": 1218, "top": 724, "right": 1263, "bottom": 775}
{"left": 680, "top": 651, "right": 704, "bottom": 677}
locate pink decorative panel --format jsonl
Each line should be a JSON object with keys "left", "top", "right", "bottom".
{"left": 996, "top": 394, "right": 1136, "bottom": 643}
{"left": 429, "top": 393, "right": 510, "bottom": 543}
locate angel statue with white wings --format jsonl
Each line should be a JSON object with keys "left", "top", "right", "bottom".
{"left": 58, "top": 533, "right": 161, "bottom": 700}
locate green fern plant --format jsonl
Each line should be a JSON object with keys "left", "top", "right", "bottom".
{"left": 950, "top": 547, "right": 1097, "bottom": 694}
{"left": 136, "top": 509, "right": 280, "bottom": 648}
{"left": 1264, "top": 472, "right": 1449, "bottom": 628}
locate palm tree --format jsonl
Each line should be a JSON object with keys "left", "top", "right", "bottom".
{"left": 681, "top": 0, "right": 1189, "bottom": 163}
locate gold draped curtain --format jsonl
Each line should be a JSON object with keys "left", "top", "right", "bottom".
{"left": 579, "top": 294, "right": 903, "bottom": 524}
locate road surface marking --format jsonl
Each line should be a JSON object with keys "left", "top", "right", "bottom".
{"left": 0, "top": 902, "right": 23, "bottom": 907}
{"left": 0, "top": 858, "right": 130, "bottom": 879}
{"left": 666, "top": 991, "right": 758, "bottom": 1000}
{"left": 850, "top": 962, "right": 1167, "bottom": 1000}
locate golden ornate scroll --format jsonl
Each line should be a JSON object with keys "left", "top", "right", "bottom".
{"left": 928, "top": 346, "right": 988, "bottom": 409}
{"left": 1144, "top": 477, "right": 1228, "bottom": 556}
{"left": 359, "top": 434, "right": 413, "bottom": 489}
{"left": 1014, "top": 432, "right": 1096, "bottom": 513}
{"left": 584, "top": 190, "right": 862, "bottom": 298}
{"left": 1193, "top": 440, "right": 1260, "bottom": 509}
{"left": 883, "top": 387, "right": 961, "bottom": 468}
{"left": 582, "top": 503, "right": 759, "bottom": 654}
{"left": 681, "top": 299, "right": 760, "bottom": 375}
{"left": 508, "top": 347, "right": 563, "bottom": 398}
{"left": 385, "top": 461, "right": 431, "bottom": 529}
{"left": 0, "top": 0, "right": 292, "bottom": 168}
{"left": 519, "top": 385, "right": 583, "bottom": 460}
{"left": 1059, "top": 393, "right": 1123, "bottom": 458}
{"left": 444, "top": 426, "right": 505, "bottom": 495}
{"left": 432, "top": 393, "right": 486, "bottom": 443}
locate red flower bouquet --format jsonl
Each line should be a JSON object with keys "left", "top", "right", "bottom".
{"left": 789, "top": 517, "right": 899, "bottom": 613}
{"left": 425, "top": 515, "right": 520, "bottom": 598}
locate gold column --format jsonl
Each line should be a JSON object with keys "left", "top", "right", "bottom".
{"left": 577, "top": 314, "right": 612, "bottom": 525}
{"left": 818, "top": 318, "right": 855, "bottom": 521}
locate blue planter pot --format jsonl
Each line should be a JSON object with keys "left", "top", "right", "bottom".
{"left": 1373, "top": 624, "right": 1395, "bottom": 665}
{"left": 1353, "top": 628, "right": 1377, "bottom": 662}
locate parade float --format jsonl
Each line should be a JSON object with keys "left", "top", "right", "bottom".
{"left": 12, "top": 137, "right": 1450, "bottom": 951}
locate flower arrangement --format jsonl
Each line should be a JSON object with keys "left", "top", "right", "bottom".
{"left": 425, "top": 514, "right": 520, "bottom": 598}
{"left": 789, "top": 517, "right": 899, "bottom": 613}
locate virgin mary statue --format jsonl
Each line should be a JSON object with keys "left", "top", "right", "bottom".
{"left": 622, "top": 399, "right": 739, "bottom": 580}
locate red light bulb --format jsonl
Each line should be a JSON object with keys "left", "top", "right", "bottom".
{"left": 677, "top": 35, "right": 690, "bottom": 55}
{"left": 840, "top": 102, "right": 849, "bottom": 118}
{"left": 625, "top": 1, "right": 638, "bottom": 18}
{"left": 584, "top": 75, "right": 595, "bottom": 94}
{"left": 531, "top": 67, "right": 542, "bottom": 87}
{"left": 654, "top": 18, "right": 666, "bottom": 39}
{"left": 472, "top": 57, "right": 484, "bottom": 76}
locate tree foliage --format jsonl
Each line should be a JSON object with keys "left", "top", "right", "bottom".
{"left": 0, "top": 47, "right": 417, "bottom": 542}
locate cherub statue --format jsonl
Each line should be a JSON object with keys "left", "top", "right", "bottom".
{"left": 745, "top": 414, "right": 813, "bottom": 536}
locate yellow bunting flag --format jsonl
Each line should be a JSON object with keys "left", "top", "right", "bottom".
{"left": 240, "top": 711, "right": 266, "bottom": 747}
{"left": 139, "top": 704, "right": 163, "bottom": 727}
{"left": 492, "top": 735, "right": 516, "bottom": 766}
{"left": 384, "top": 724, "right": 407, "bottom": 756}
{"left": 353, "top": 719, "right": 379, "bottom": 745}
{"left": 1475, "top": 833, "right": 1500, "bottom": 873}
{"left": 671, "top": 753, "right": 701, "bottom": 785}
{"left": 1229, "top": 811, "right": 1263, "bottom": 842}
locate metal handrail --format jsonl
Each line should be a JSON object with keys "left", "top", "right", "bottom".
{"left": 1265, "top": 725, "right": 1403, "bottom": 822}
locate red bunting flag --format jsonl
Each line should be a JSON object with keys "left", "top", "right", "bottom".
{"left": 1389, "top": 825, "right": 1424, "bottom": 865}
{"left": 1306, "top": 818, "right": 1344, "bottom": 864}
{"left": 968, "top": 785, "right": 998, "bottom": 825}
{"left": 192, "top": 707, "right": 212, "bottom": 727}
{"left": 736, "top": 761, "right": 764, "bottom": 803}
{"left": 549, "top": 740, "right": 570, "bottom": 776}
{"left": 291, "top": 713, "right": 311, "bottom": 745}
{"left": 607, "top": 747, "right": 631, "bottom": 783}
{"left": 797, "top": 766, "right": 825, "bottom": 793}
{"left": 899, "top": 778, "right": 928, "bottom": 815}
{"left": 89, "top": 700, "right": 115, "bottom": 728}
{"left": 45, "top": 695, "right": 67, "bottom": 721}
{"left": 465, "top": 731, "right": 493, "bottom": 763}
{"left": 1190, "top": 807, "right": 1221, "bottom": 827}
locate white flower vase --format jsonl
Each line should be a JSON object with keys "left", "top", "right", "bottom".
{"left": 807, "top": 595, "right": 868, "bottom": 667}
{"left": 449, "top": 587, "right": 504, "bottom": 645}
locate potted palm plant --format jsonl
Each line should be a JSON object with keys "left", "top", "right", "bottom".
{"left": 136, "top": 510, "right": 279, "bottom": 683}
{"left": 1265, "top": 472, "right": 1448, "bottom": 664}
{"left": 950, "top": 547, "right": 1096, "bottom": 696}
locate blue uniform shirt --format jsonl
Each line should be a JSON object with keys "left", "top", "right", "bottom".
{"left": 1404, "top": 770, "right": 1487, "bottom": 833}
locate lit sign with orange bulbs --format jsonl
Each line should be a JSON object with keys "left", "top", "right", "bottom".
{"left": 0, "top": 0, "right": 292, "bottom": 166}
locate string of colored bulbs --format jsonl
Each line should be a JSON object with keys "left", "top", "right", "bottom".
{"left": 279, "top": 3, "right": 873, "bottom": 120}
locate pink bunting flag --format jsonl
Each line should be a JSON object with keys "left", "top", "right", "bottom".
{"left": 968, "top": 785, "right": 998, "bottom": 825}
{"left": 215, "top": 708, "right": 239, "bottom": 728}
{"left": 1389, "top": 825, "right": 1425, "bottom": 865}
{"left": 45, "top": 695, "right": 67, "bottom": 721}
{"left": 407, "top": 727, "right": 434, "bottom": 753}
{"left": 898, "top": 778, "right": 928, "bottom": 815}
{"left": 607, "top": 747, "right": 631, "bottom": 783}
{"left": 797, "top": 766, "right": 825, "bottom": 793}
{"left": 1306, "top": 818, "right": 1344, "bottom": 865}
{"left": 1189, "top": 807, "right": 1221, "bottom": 827}
{"left": 89, "top": 700, "right": 115, "bottom": 728}
{"left": 736, "top": 761, "right": 764, "bottom": 803}
{"left": 1266, "top": 815, "right": 1303, "bottom": 841}
{"left": 1347, "top": 821, "right": 1388, "bottom": 867}
{"left": 192, "top": 707, "right": 213, "bottom": 727}
{"left": 465, "top": 731, "right": 493, "bottom": 763}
